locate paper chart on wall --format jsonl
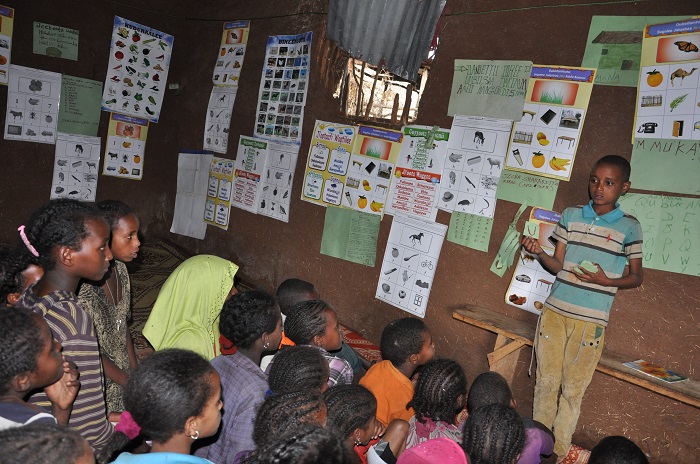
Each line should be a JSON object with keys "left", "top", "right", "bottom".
{"left": 204, "top": 158, "right": 234, "bottom": 230}
{"left": 101, "top": 16, "right": 173, "bottom": 122}
{"left": 4, "top": 65, "right": 61, "bottom": 144}
{"left": 504, "top": 66, "right": 595, "bottom": 181}
{"left": 438, "top": 115, "right": 512, "bottom": 218}
{"left": 103, "top": 113, "right": 148, "bottom": 180}
{"left": 171, "top": 151, "right": 213, "bottom": 240}
{"left": 447, "top": 212, "right": 493, "bottom": 253}
{"left": 232, "top": 136, "right": 267, "bottom": 214}
{"left": 203, "top": 86, "right": 236, "bottom": 154}
{"left": 213, "top": 20, "right": 249, "bottom": 86}
{"left": 0, "top": 5, "right": 15, "bottom": 86}
{"left": 51, "top": 133, "right": 100, "bottom": 202}
{"left": 258, "top": 143, "right": 299, "bottom": 222}
{"left": 254, "top": 31, "right": 311, "bottom": 145}
{"left": 386, "top": 125, "right": 449, "bottom": 222}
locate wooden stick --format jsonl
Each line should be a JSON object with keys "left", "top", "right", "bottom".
{"left": 401, "top": 83, "right": 413, "bottom": 124}
{"left": 364, "top": 66, "right": 380, "bottom": 119}
{"left": 356, "top": 61, "right": 366, "bottom": 117}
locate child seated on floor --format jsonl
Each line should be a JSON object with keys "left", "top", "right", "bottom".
{"left": 245, "top": 423, "right": 350, "bottom": 464}
{"left": 268, "top": 345, "right": 330, "bottom": 395}
{"left": 405, "top": 359, "right": 467, "bottom": 448}
{"left": 0, "top": 249, "right": 44, "bottom": 307}
{"left": 462, "top": 403, "right": 524, "bottom": 464}
{"left": 0, "top": 422, "right": 95, "bottom": 464}
{"left": 467, "top": 372, "right": 553, "bottom": 464}
{"left": 360, "top": 318, "right": 435, "bottom": 426}
{"left": 588, "top": 436, "right": 649, "bottom": 464}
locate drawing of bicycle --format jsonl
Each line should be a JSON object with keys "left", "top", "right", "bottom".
{"left": 420, "top": 260, "right": 434, "bottom": 270}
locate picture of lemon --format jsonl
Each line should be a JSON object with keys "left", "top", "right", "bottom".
{"left": 539, "top": 139, "right": 550, "bottom": 146}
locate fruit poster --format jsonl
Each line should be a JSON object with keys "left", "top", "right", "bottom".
{"left": 204, "top": 158, "right": 234, "bottom": 230}
{"left": 438, "top": 115, "right": 513, "bottom": 218}
{"left": 51, "top": 133, "right": 101, "bottom": 202}
{"left": 376, "top": 215, "right": 447, "bottom": 318}
{"left": 101, "top": 16, "right": 174, "bottom": 122}
{"left": 258, "top": 143, "right": 299, "bottom": 222}
{"left": 504, "top": 65, "right": 596, "bottom": 181}
{"left": 103, "top": 113, "right": 148, "bottom": 180}
{"left": 213, "top": 20, "right": 249, "bottom": 86}
{"left": 0, "top": 5, "right": 15, "bottom": 85}
{"left": 386, "top": 125, "right": 450, "bottom": 222}
{"left": 4, "top": 65, "right": 61, "bottom": 144}
{"left": 254, "top": 31, "right": 312, "bottom": 145}
{"left": 203, "top": 86, "right": 236, "bottom": 154}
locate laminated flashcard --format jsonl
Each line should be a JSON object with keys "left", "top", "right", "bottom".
{"left": 4, "top": 65, "right": 61, "bottom": 144}
{"left": 213, "top": 20, "right": 249, "bottom": 86}
{"left": 203, "top": 86, "right": 236, "bottom": 154}
{"left": 51, "top": 133, "right": 101, "bottom": 201}
{"left": 205, "top": 158, "right": 234, "bottom": 230}
{"left": 103, "top": 113, "right": 148, "bottom": 180}
{"left": 0, "top": 5, "right": 15, "bottom": 85}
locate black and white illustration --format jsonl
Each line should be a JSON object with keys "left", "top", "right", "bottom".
{"left": 203, "top": 86, "right": 237, "bottom": 154}
{"left": 5, "top": 65, "right": 61, "bottom": 144}
{"left": 51, "top": 133, "right": 101, "bottom": 201}
{"left": 258, "top": 142, "right": 299, "bottom": 223}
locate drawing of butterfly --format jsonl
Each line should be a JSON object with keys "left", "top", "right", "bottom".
{"left": 674, "top": 41, "right": 699, "bottom": 53}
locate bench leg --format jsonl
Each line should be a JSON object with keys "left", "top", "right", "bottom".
{"left": 487, "top": 335, "right": 526, "bottom": 384}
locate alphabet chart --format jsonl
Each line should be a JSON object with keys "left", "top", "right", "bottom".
{"left": 4, "top": 65, "right": 61, "bottom": 144}
{"left": 51, "top": 132, "right": 101, "bottom": 202}
{"left": 447, "top": 211, "right": 493, "bottom": 252}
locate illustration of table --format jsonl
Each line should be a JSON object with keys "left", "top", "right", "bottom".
{"left": 536, "top": 278, "right": 553, "bottom": 292}
{"left": 556, "top": 136, "right": 575, "bottom": 149}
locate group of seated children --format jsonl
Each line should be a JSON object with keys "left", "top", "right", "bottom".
{"left": 0, "top": 198, "right": 651, "bottom": 464}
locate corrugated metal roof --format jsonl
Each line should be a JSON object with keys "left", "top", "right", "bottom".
{"left": 326, "top": 0, "right": 445, "bottom": 82}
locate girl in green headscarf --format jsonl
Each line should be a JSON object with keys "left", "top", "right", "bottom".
{"left": 143, "top": 255, "right": 238, "bottom": 360}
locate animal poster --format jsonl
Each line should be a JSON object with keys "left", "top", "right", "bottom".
{"left": 212, "top": 20, "right": 249, "bottom": 86}
{"left": 103, "top": 112, "right": 149, "bottom": 180}
{"left": 376, "top": 215, "right": 447, "bottom": 318}
{"left": 204, "top": 158, "right": 235, "bottom": 230}
{"left": 203, "top": 86, "right": 237, "bottom": 154}
{"left": 633, "top": 18, "right": 700, "bottom": 144}
{"left": 231, "top": 136, "right": 267, "bottom": 214}
{"left": 4, "top": 65, "right": 61, "bottom": 144}
{"left": 254, "top": 31, "right": 312, "bottom": 145}
{"left": 51, "top": 133, "right": 101, "bottom": 202}
{"left": 101, "top": 16, "right": 174, "bottom": 122}
{"left": 0, "top": 5, "right": 15, "bottom": 85}
{"left": 438, "top": 115, "right": 513, "bottom": 218}
{"left": 386, "top": 125, "right": 450, "bottom": 222}
{"left": 258, "top": 142, "right": 299, "bottom": 222}
{"left": 504, "top": 65, "right": 596, "bottom": 181}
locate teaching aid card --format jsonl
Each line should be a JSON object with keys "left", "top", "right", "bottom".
{"left": 203, "top": 86, "right": 237, "bottom": 154}
{"left": 57, "top": 75, "right": 103, "bottom": 137}
{"left": 0, "top": 5, "right": 15, "bottom": 85}
{"left": 51, "top": 133, "right": 101, "bottom": 201}
{"left": 4, "top": 65, "right": 61, "bottom": 144}
{"left": 376, "top": 215, "right": 448, "bottom": 318}
{"left": 213, "top": 20, "right": 249, "bottom": 86}
{"left": 438, "top": 115, "right": 512, "bottom": 218}
{"left": 103, "top": 113, "right": 148, "bottom": 180}
{"left": 258, "top": 142, "right": 299, "bottom": 222}
{"left": 386, "top": 125, "right": 449, "bottom": 222}
{"left": 447, "top": 212, "right": 493, "bottom": 253}
{"left": 231, "top": 136, "right": 267, "bottom": 214}
{"left": 504, "top": 66, "right": 595, "bottom": 181}
{"left": 321, "top": 207, "right": 381, "bottom": 267}
{"left": 204, "top": 158, "right": 234, "bottom": 230}
{"left": 101, "top": 16, "right": 173, "bottom": 122}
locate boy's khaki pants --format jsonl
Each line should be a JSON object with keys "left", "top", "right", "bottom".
{"left": 533, "top": 307, "right": 605, "bottom": 456}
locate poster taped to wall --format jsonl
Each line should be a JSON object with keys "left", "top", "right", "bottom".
{"left": 4, "top": 65, "right": 61, "bottom": 144}
{"left": 213, "top": 20, "right": 249, "bottom": 86}
{"left": 204, "top": 158, "right": 234, "bottom": 230}
{"left": 203, "top": 86, "right": 237, "bottom": 154}
{"left": 103, "top": 113, "right": 148, "bottom": 180}
{"left": 0, "top": 5, "right": 15, "bottom": 85}
{"left": 171, "top": 151, "right": 213, "bottom": 240}
{"left": 51, "top": 133, "right": 101, "bottom": 202}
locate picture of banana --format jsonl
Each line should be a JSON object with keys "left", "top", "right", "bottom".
{"left": 549, "top": 156, "right": 571, "bottom": 171}
{"left": 370, "top": 201, "right": 384, "bottom": 213}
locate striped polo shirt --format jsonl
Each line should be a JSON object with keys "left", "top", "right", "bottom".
{"left": 18, "top": 286, "right": 114, "bottom": 452}
{"left": 545, "top": 201, "right": 643, "bottom": 326}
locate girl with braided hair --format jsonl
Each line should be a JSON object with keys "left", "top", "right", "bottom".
{"left": 461, "top": 403, "right": 525, "bottom": 464}
{"left": 253, "top": 391, "right": 327, "bottom": 450}
{"left": 245, "top": 423, "right": 350, "bottom": 464}
{"left": 0, "top": 422, "right": 95, "bottom": 464}
{"left": 405, "top": 359, "right": 467, "bottom": 448}
{"left": 268, "top": 345, "right": 330, "bottom": 395}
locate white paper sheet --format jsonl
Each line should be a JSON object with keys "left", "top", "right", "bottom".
{"left": 170, "top": 151, "right": 213, "bottom": 240}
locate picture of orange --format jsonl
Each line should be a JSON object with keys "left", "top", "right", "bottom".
{"left": 358, "top": 196, "right": 367, "bottom": 209}
{"left": 646, "top": 69, "right": 663, "bottom": 87}
{"left": 532, "top": 151, "right": 545, "bottom": 168}
{"left": 0, "top": 55, "right": 7, "bottom": 65}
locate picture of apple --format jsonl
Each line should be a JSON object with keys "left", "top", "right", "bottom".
{"left": 132, "top": 32, "right": 141, "bottom": 43}
{"left": 115, "top": 50, "right": 124, "bottom": 60}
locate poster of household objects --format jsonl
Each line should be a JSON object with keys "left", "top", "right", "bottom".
{"left": 4, "top": 65, "right": 60, "bottom": 144}
{"left": 51, "top": 133, "right": 101, "bottom": 202}
{"left": 212, "top": 20, "right": 249, "bottom": 86}
{"left": 102, "top": 113, "right": 148, "bottom": 180}
{"left": 203, "top": 86, "right": 237, "bottom": 154}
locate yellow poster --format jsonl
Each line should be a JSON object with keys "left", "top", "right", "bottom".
{"left": 213, "top": 20, "right": 250, "bottom": 86}
{"left": 0, "top": 5, "right": 14, "bottom": 85}
{"left": 204, "top": 157, "right": 234, "bottom": 230}
{"left": 103, "top": 113, "right": 148, "bottom": 180}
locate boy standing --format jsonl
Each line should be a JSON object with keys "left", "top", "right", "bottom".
{"left": 521, "top": 155, "right": 643, "bottom": 457}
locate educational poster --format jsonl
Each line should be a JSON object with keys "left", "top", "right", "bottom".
{"left": 4, "top": 65, "right": 61, "bottom": 144}
{"left": 447, "top": 212, "right": 493, "bottom": 253}
{"left": 504, "top": 66, "right": 596, "bottom": 181}
{"left": 320, "top": 207, "right": 381, "bottom": 267}
{"left": 258, "top": 142, "right": 299, "bottom": 222}
{"left": 51, "top": 133, "right": 101, "bottom": 201}
{"left": 213, "top": 20, "right": 249, "bottom": 86}
{"left": 0, "top": 5, "right": 15, "bottom": 85}
{"left": 171, "top": 151, "right": 213, "bottom": 240}
{"left": 629, "top": 138, "right": 699, "bottom": 195}
{"left": 496, "top": 170, "right": 559, "bottom": 211}
{"left": 438, "top": 115, "right": 512, "bottom": 218}
{"left": 231, "top": 136, "right": 267, "bottom": 214}
{"left": 633, "top": 18, "right": 700, "bottom": 145}
{"left": 255, "top": 31, "right": 312, "bottom": 145}
{"left": 376, "top": 215, "right": 448, "bottom": 318}
{"left": 101, "top": 16, "right": 174, "bottom": 122}
{"left": 204, "top": 158, "right": 234, "bottom": 230}
{"left": 33, "top": 22, "right": 79, "bottom": 61}
{"left": 386, "top": 125, "right": 449, "bottom": 222}
{"left": 203, "top": 86, "right": 236, "bottom": 154}
{"left": 103, "top": 113, "right": 148, "bottom": 180}
{"left": 57, "top": 75, "right": 103, "bottom": 137}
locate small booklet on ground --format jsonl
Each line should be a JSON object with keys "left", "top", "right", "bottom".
{"left": 623, "top": 359, "right": 688, "bottom": 383}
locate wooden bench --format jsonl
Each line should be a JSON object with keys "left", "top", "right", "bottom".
{"left": 452, "top": 305, "right": 700, "bottom": 409}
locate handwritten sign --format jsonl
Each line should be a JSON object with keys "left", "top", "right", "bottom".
{"left": 619, "top": 193, "right": 699, "bottom": 277}
{"left": 496, "top": 170, "right": 559, "bottom": 210}
{"left": 630, "top": 138, "right": 700, "bottom": 196}
{"left": 33, "top": 22, "right": 78, "bottom": 61}
{"left": 320, "top": 207, "right": 380, "bottom": 267}
{"left": 57, "top": 75, "right": 102, "bottom": 136}
{"left": 448, "top": 59, "right": 532, "bottom": 120}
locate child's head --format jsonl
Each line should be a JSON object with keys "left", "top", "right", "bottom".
{"left": 380, "top": 317, "right": 434, "bottom": 368}
{"left": 96, "top": 200, "right": 140, "bottom": 263}
{"left": 588, "top": 436, "right": 649, "bottom": 464}
{"left": 0, "top": 422, "right": 95, "bottom": 464}
{"left": 0, "top": 249, "right": 44, "bottom": 306}
{"left": 253, "top": 391, "right": 327, "bottom": 449}
{"left": 397, "top": 437, "right": 468, "bottom": 464}
{"left": 409, "top": 359, "right": 467, "bottom": 424}
{"left": 467, "top": 372, "right": 513, "bottom": 414}
{"left": 323, "top": 384, "right": 378, "bottom": 446}
{"left": 276, "top": 278, "right": 319, "bottom": 314}
{"left": 219, "top": 290, "right": 282, "bottom": 350}
{"left": 461, "top": 403, "right": 524, "bottom": 464}
{"left": 249, "top": 423, "right": 350, "bottom": 464}
{"left": 589, "top": 155, "right": 631, "bottom": 210}
{"left": 592, "top": 155, "right": 631, "bottom": 182}
{"left": 284, "top": 300, "right": 342, "bottom": 351}
{"left": 268, "top": 345, "right": 330, "bottom": 395}
{"left": 0, "top": 308, "right": 63, "bottom": 397}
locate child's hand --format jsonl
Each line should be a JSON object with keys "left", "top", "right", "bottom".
{"left": 371, "top": 417, "right": 386, "bottom": 440}
{"left": 45, "top": 360, "right": 80, "bottom": 411}
{"left": 521, "top": 237, "right": 543, "bottom": 255}
{"left": 574, "top": 263, "right": 611, "bottom": 286}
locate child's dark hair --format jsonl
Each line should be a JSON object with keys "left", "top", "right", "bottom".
{"left": 467, "top": 371, "right": 512, "bottom": 414}
{"left": 462, "top": 403, "right": 524, "bottom": 464}
{"left": 96, "top": 199, "right": 135, "bottom": 230}
{"left": 0, "top": 308, "right": 43, "bottom": 395}
{"left": 0, "top": 249, "right": 29, "bottom": 306}
{"left": 245, "top": 423, "right": 350, "bottom": 464}
{"left": 323, "top": 384, "right": 376, "bottom": 440}
{"left": 593, "top": 155, "right": 631, "bottom": 182}
{"left": 588, "top": 436, "right": 649, "bottom": 464}
{"left": 284, "top": 299, "right": 333, "bottom": 345}
{"left": 0, "top": 422, "right": 90, "bottom": 463}
{"left": 409, "top": 358, "right": 467, "bottom": 424}
{"left": 219, "top": 290, "right": 280, "bottom": 349}
{"left": 253, "top": 391, "right": 326, "bottom": 448}
{"left": 380, "top": 317, "right": 428, "bottom": 366}
{"left": 269, "top": 345, "right": 330, "bottom": 395}
{"left": 276, "top": 278, "right": 318, "bottom": 313}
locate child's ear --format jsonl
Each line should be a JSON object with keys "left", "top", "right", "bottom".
{"left": 6, "top": 292, "right": 21, "bottom": 306}
{"left": 622, "top": 180, "right": 631, "bottom": 194}
{"left": 13, "top": 373, "right": 32, "bottom": 394}
{"left": 312, "top": 334, "right": 324, "bottom": 347}
{"left": 408, "top": 353, "right": 419, "bottom": 365}
{"left": 58, "top": 245, "right": 75, "bottom": 267}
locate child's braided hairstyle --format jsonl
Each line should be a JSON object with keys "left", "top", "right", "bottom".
{"left": 268, "top": 345, "right": 329, "bottom": 395}
{"left": 0, "top": 422, "right": 89, "bottom": 463}
{"left": 284, "top": 299, "right": 332, "bottom": 345}
{"left": 409, "top": 358, "right": 467, "bottom": 424}
{"left": 461, "top": 403, "right": 524, "bottom": 464}
{"left": 219, "top": 290, "right": 280, "bottom": 349}
{"left": 0, "top": 308, "right": 43, "bottom": 394}
{"left": 245, "top": 423, "right": 350, "bottom": 464}
{"left": 253, "top": 391, "right": 326, "bottom": 448}
{"left": 323, "top": 384, "right": 376, "bottom": 440}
